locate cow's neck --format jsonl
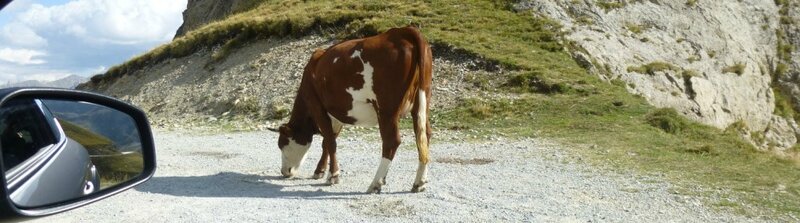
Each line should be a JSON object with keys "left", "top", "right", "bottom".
{"left": 286, "top": 91, "right": 317, "bottom": 143}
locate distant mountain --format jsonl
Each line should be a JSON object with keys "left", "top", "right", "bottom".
{"left": 0, "top": 74, "right": 88, "bottom": 89}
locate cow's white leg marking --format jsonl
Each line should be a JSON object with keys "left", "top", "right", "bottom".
{"left": 367, "top": 158, "right": 391, "bottom": 193}
{"left": 327, "top": 169, "right": 341, "bottom": 185}
{"left": 345, "top": 50, "right": 378, "bottom": 127}
{"left": 413, "top": 162, "right": 428, "bottom": 192}
{"left": 413, "top": 89, "right": 429, "bottom": 192}
{"left": 280, "top": 137, "right": 311, "bottom": 178}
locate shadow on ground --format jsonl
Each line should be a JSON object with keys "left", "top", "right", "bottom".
{"left": 134, "top": 172, "right": 365, "bottom": 199}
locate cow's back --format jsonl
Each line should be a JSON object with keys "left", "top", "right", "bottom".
{"left": 310, "top": 27, "right": 424, "bottom": 127}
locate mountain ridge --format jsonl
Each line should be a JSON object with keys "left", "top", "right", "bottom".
{"left": 2, "top": 74, "right": 87, "bottom": 89}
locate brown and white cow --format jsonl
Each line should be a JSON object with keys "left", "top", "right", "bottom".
{"left": 272, "top": 26, "right": 432, "bottom": 193}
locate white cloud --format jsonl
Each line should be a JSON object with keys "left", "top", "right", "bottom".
{"left": 18, "top": 72, "right": 69, "bottom": 82}
{"left": 2, "top": 0, "right": 34, "bottom": 13}
{"left": 87, "top": 65, "right": 107, "bottom": 74}
{"left": 1, "top": 22, "right": 47, "bottom": 47}
{"left": 0, "top": 0, "right": 187, "bottom": 84}
{"left": 0, "top": 64, "right": 71, "bottom": 84}
{"left": 0, "top": 48, "right": 46, "bottom": 65}
{"left": 14, "top": 0, "right": 186, "bottom": 45}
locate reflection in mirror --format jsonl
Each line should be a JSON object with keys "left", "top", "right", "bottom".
{"left": 0, "top": 98, "right": 143, "bottom": 208}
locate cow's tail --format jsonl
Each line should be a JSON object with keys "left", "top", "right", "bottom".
{"left": 410, "top": 27, "right": 431, "bottom": 165}
{"left": 409, "top": 26, "right": 432, "bottom": 192}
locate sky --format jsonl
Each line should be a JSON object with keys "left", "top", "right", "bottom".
{"left": 0, "top": 0, "right": 186, "bottom": 84}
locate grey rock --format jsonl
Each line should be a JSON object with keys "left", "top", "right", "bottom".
{"left": 174, "top": 0, "right": 255, "bottom": 39}
{"left": 517, "top": 0, "right": 799, "bottom": 150}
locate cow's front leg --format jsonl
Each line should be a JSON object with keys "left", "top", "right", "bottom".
{"left": 367, "top": 157, "right": 392, "bottom": 193}
{"left": 367, "top": 118, "right": 400, "bottom": 193}
{"left": 324, "top": 137, "right": 340, "bottom": 185}
{"left": 324, "top": 117, "right": 343, "bottom": 184}
{"left": 312, "top": 149, "right": 328, "bottom": 179}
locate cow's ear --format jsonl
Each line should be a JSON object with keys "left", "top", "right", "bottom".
{"left": 278, "top": 125, "right": 292, "bottom": 137}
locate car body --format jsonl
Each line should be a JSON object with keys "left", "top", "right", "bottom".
{"left": 0, "top": 88, "right": 156, "bottom": 220}
{"left": 1, "top": 98, "right": 100, "bottom": 208}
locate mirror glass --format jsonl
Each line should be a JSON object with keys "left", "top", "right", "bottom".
{"left": 0, "top": 98, "right": 143, "bottom": 207}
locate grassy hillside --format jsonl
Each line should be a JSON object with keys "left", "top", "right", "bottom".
{"left": 93, "top": 0, "right": 799, "bottom": 219}
{"left": 58, "top": 119, "right": 116, "bottom": 155}
{"left": 59, "top": 120, "right": 144, "bottom": 189}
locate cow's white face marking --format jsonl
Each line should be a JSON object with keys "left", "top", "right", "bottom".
{"left": 345, "top": 49, "right": 378, "bottom": 127}
{"left": 280, "top": 137, "right": 311, "bottom": 177}
{"left": 367, "top": 158, "right": 392, "bottom": 193}
{"left": 333, "top": 57, "right": 339, "bottom": 63}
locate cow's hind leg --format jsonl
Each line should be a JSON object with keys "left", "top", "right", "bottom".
{"left": 367, "top": 115, "right": 401, "bottom": 194}
{"left": 411, "top": 89, "right": 431, "bottom": 193}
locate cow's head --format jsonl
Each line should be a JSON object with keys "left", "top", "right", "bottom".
{"left": 271, "top": 49, "right": 326, "bottom": 178}
{"left": 275, "top": 124, "right": 312, "bottom": 178}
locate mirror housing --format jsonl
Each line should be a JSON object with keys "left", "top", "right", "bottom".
{"left": 0, "top": 87, "right": 156, "bottom": 220}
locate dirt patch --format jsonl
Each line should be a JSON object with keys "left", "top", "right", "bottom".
{"left": 349, "top": 198, "right": 415, "bottom": 217}
{"left": 436, "top": 157, "right": 495, "bottom": 165}
{"left": 188, "top": 151, "right": 240, "bottom": 159}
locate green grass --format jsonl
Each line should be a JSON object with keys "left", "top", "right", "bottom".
{"left": 58, "top": 119, "right": 116, "bottom": 154}
{"left": 625, "top": 22, "right": 647, "bottom": 35}
{"left": 93, "top": 152, "right": 144, "bottom": 189}
{"left": 596, "top": 1, "right": 626, "bottom": 12}
{"left": 93, "top": 0, "right": 800, "bottom": 219}
{"left": 682, "top": 69, "right": 699, "bottom": 79}
{"left": 627, "top": 61, "right": 679, "bottom": 75}
{"left": 773, "top": 0, "right": 800, "bottom": 125}
{"left": 722, "top": 63, "right": 747, "bottom": 76}
{"left": 575, "top": 15, "right": 594, "bottom": 25}
{"left": 687, "top": 55, "right": 700, "bottom": 63}
{"left": 773, "top": 85, "right": 798, "bottom": 121}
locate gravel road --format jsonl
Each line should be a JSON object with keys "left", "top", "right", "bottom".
{"left": 32, "top": 129, "right": 755, "bottom": 222}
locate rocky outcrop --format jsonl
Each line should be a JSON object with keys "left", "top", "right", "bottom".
{"left": 174, "top": 0, "right": 255, "bottom": 38}
{"left": 516, "top": 0, "right": 800, "bottom": 150}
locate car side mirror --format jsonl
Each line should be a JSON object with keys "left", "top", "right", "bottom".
{"left": 0, "top": 88, "right": 155, "bottom": 220}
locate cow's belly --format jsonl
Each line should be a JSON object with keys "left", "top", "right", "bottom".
{"left": 346, "top": 101, "right": 378, "bottom": 127}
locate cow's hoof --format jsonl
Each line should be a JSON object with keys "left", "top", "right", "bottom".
{"left": 327, "top": 175, "right": 340, "bottom": 185}
{"left": 411, "top": 183, "right": 426, "bottom": 193}
{"left": 311, "top": 172, "right": 325, "bottom": 180}
{"left": 367, "top": 184, "right": 382, "bottom": 194}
